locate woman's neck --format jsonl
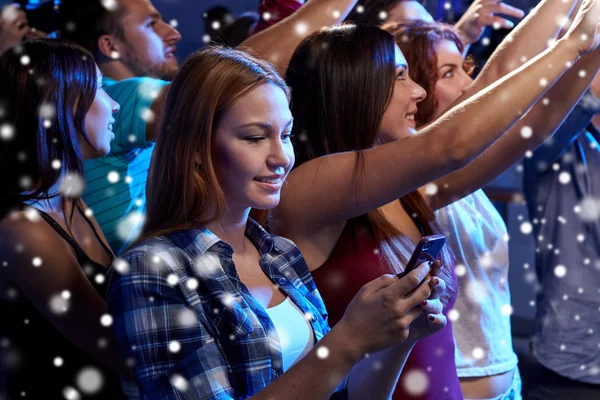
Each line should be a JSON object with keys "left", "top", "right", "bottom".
{"left": 206, "top": 208, "right": 252, "bottom": 255}
{"left": 24, "top": 180, "right": 68, "bottom": 215}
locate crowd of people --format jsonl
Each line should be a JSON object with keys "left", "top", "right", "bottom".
{"left": 0, "top": 0, "right": 598, "bottom": 399}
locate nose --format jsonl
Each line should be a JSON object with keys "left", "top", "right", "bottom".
{"left": 110, "top": 98, "right": 120, "bottom": 114}
{"left": 411, "top": 80, "right": 427, "bottom": 104}
{"left": 162, "top": 21, "right": 182, "bottom": 44}
{"left": 268, "top": 139, "right": 293, "bottom": 172}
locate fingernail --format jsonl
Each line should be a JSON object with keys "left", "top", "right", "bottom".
{"left": 431, "top": 277, "right": 439, "bottom": 286}
{"left": 422, "top": 300, "right": 428, "bottom": 307}
{"left": 428, "top": 315, "right": 435, "bottom": 321}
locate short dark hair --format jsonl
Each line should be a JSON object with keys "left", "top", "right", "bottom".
{"left": 0, "top": 39, "right": 97, "bottom": 214}
{"left": 59, "top": 0, "right": 126, "bottom": 57}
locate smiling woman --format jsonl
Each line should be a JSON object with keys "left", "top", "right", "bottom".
{"left": 108, "top": 46, "right": 448, "bottom": 399}
{"left": 0, "top": 39, "right": 128, "bottom": 399}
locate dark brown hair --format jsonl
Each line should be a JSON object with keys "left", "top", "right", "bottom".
{"left": 59, "top": 0, "right": 126, "bottom": 58}
{"left": 138, "top": 47, "right": 289, "bottom": 241}
{"left": 0, "top": 39, "right": 98, "bottom": 216}
{"left": 287, "top": 24, "right": 455, "bottom": 300}
{"left": 387, "top": 21, "right": 474, "bottom": 126}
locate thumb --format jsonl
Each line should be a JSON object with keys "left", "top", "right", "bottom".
{"left": 427, "top": 313, "right": 447, "bottom": 334}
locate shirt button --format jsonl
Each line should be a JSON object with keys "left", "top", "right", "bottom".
{"left": 278, "top": 278, "right": 286, "bottom": 285}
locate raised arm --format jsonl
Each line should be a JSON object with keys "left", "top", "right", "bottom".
{"left": 427, "top": 44, "right": 600, "bottom": 210}
{"left": 453, "top": 0, "right": 525, "bottom": 54}
{"left": 278, "top": 0, "right": 600, "bottom": 238}
{"left": 238, "top": 0, "right": 358, "bottom": 73}
{"left": 465, "top": 0, "right": 581, "bottom": 97}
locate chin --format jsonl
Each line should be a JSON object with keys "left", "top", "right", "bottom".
{"left": 98, "top": 144, "right": 112, "bottom": 157}
{"left": 250, "top": 197, "right": 280, "bottom": 211}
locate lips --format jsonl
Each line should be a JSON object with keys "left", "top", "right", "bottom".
{"left": 254, "top": 176, "right": 283, "bottom": 184}
{"left": 165, "top": 47, "right": 176, "bottom": 59}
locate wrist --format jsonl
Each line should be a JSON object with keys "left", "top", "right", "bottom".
{"left": 328, "top": 320, "right": 366, "bottom": 366}
{"left": 557, "top": 35, "right": 587, "bottom": 59}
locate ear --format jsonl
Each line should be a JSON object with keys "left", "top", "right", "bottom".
{"left": 97, "top": 34, "right": 122, "bottom": 60}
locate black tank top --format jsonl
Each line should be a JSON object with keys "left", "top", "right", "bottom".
{"left": 0, "top": 206, "right": 127, "bottom": 399}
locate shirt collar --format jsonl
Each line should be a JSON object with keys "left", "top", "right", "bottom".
{"left": 177, "top": 218, "right": 279, "bottom": 259}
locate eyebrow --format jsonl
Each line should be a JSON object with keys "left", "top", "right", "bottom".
{"left": 395, "top": 63, "right": 408, "bottom": 69}
{"left": 236, "top": 118, "right": 294, "bottom": 130}
{"left": 144, "top": 12, "right": 162, "bottom": 21}
{"left": 438, "top": 63, "right": 459, "bottom": 70}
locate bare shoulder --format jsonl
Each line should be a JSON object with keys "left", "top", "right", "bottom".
{"left": 0, "top": 210, "right": 76, "bottom": 280}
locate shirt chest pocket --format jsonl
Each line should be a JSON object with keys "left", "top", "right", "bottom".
{"left": 181, "top": 279, "right": 256, "bottom": 340}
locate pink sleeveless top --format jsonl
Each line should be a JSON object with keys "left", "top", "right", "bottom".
{"left": 312, "top": 220, "right": 463, "bottom": 400}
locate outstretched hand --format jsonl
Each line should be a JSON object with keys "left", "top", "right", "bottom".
{"left": 454, "top": 0, "right": 525, "bottom": 45}
{"left": 564, "top": 0, "right": 600, "bottom": 55}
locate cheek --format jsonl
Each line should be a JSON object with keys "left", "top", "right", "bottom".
{"left": 436, "top": 82, "right": 460, "bottom": 108}
{"left": 84, "top": 104, "right": 100, "bottom": 135}
{"left": 213, "top": 144, "right": 258, "bottom": 184}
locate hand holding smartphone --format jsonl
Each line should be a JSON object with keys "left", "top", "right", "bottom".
{"left": 397, "top": 234, "right": 446, "bottom": 279}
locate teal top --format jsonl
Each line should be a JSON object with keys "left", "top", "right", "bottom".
{"left": 82, "top": 76, "right": 169, "bottom": 254}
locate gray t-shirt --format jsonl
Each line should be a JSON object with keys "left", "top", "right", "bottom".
{"left": 523, "top": 91, "right": 600, "bottom": 384}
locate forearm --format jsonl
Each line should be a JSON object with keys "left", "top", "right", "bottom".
{"left": 515, "top": 48, "right": 600, "bottom": 146}
{"left": 347, "top": 341, "right": 416, "bottom": 400}
{"left": 428, "top": 43, "right": 598, "bottom": 209}
{"left": 239, "top": 0, "right": 358, "bottom": 73}
{"left": 281, "top": 40, "right": 581, "bottom": 233}
{"left": 250, "top": 324, "right": 362, "bottom": 400}
{"left": 470, "top": 0, "right": 580, "bottom": 94}
{"left": 432, "top": 39, "right": 580, "bottom": 166}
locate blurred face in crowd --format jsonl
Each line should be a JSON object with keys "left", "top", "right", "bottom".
{"left": 81, "top": 66, "right": 120, "bottom": 158}
{"left": 114, "top": 0, "right": 182, "bottom": 80}
{"left": 212, "top": 84, "right": 295, "bottom": 211}
{"left": 386, "top": 0, "right": 435, "bottom": 24}
{"left": 432, "top": 39, "right": 473, "bottom": 120}
{"left": 377, "top": 45, "right": 427, "bottom": 143}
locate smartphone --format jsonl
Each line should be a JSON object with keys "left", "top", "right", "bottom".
{"left": 397, "top": 234, "right": 446, "bottom": 278}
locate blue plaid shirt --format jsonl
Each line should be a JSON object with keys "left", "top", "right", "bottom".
{"left": 108, "top": 218, "right": 347, "bottom": 399}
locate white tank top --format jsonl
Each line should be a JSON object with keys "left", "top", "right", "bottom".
{"left": 265, "top": 297, "right": 314, "bottom": 371}
{"left": 436, "top": 189, "right": 518, "bottom": 377}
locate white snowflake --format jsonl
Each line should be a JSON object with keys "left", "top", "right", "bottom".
{"left": 100, "top": 0, "right": 118, "bottom": 11}
{"left": 0, "top": 123, "right": 15, "bottom": 140}
{"left": 295, "top": 22, "right": 308, "bottom": 35}
{"left": 100, "top": 314, "right": 113, "bottom": 327}
{"left": 168, "top": 340, "right": 181, "bottom": 353}
{"left": 520, "top": 222, "right": 533, "bottom": 234}
{"left": 76, "top": 367, "right": 104, "bottom": 394}
{"left": 171, "top": 374, "right": 189, "bottom": 392}
{"left": 316, "top": 346, "right": 329, "bottom": 359}
{"left": 402, "top": 369, "right": 429, "bottom": 395}
{"left": 115, "top": 211, "right": 145, "bottom": 242}
{"left": 554, "top": 265, "right": 567, "bottom": 278}
{"left": 62, "top": 386, "right": 81, "bottom": 400}
{"left": 59, "top": 173, "right": 85, "bottom": 198}
{"left": 520, "top": 126, "right": 533, "bottom": 139}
